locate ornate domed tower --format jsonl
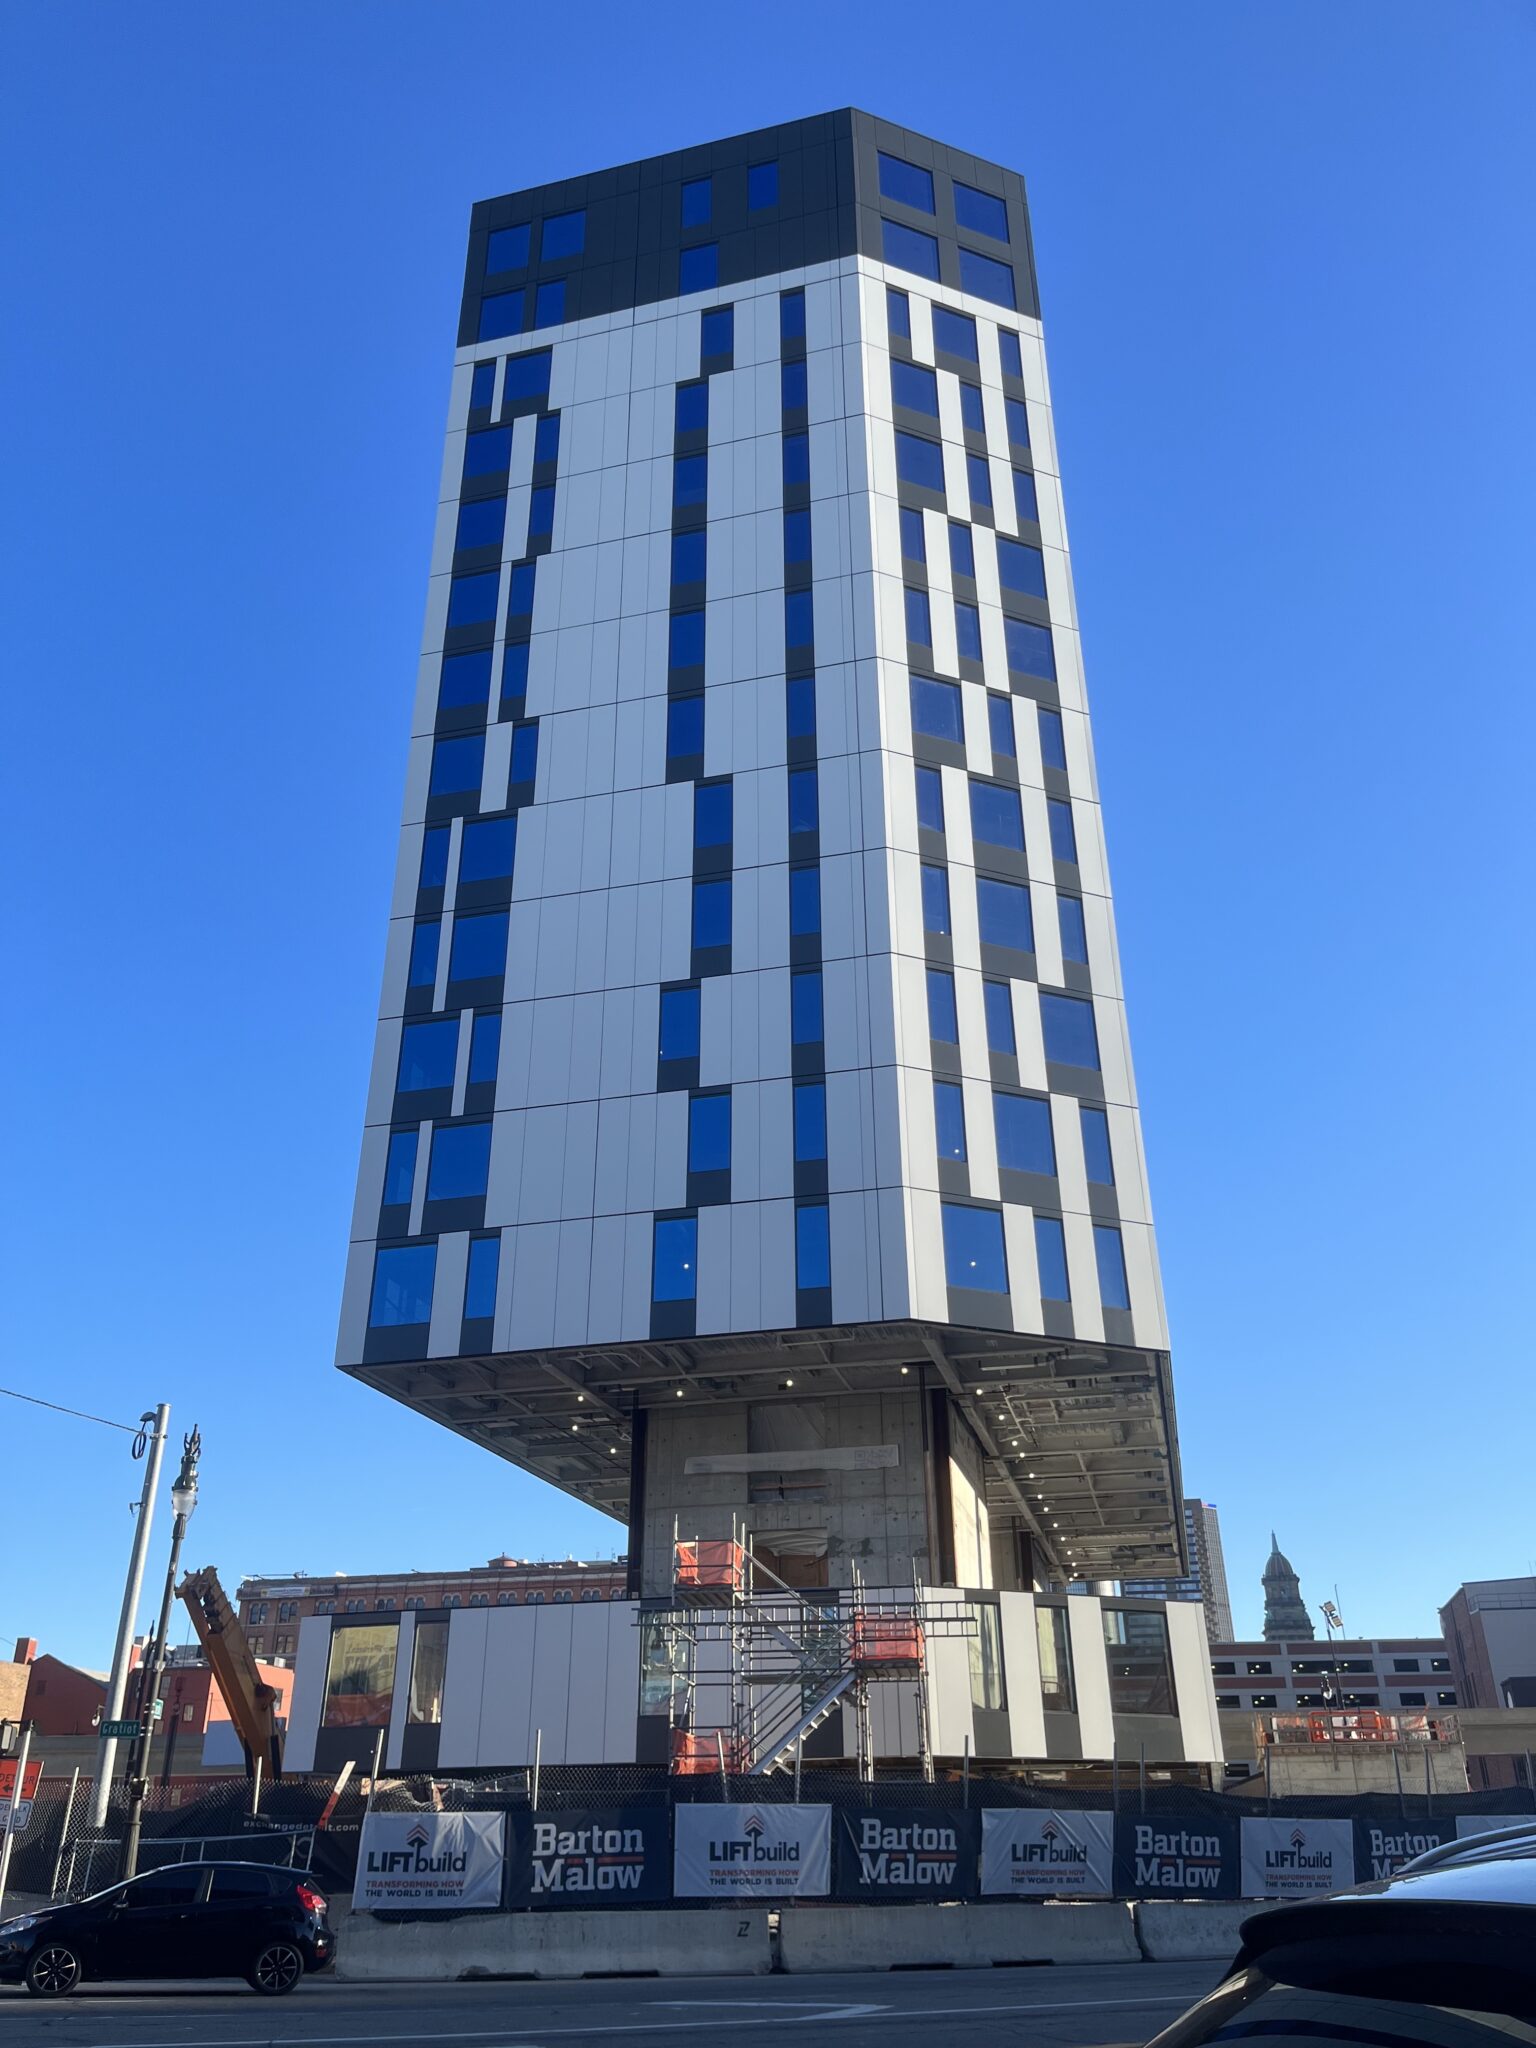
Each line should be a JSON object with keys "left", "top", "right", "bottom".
{"left": 1262, "top": 1532, "right": 1315, "bottom": 1642}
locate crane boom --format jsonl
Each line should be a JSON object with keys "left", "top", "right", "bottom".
{"left": 176, "top": 1566, "right": 283, "bottom": 1780}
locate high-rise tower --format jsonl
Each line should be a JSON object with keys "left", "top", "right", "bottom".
{"left": 1122, "top": 1499, "right": 1233, "bottom": 1644}
{"left": 336, "top": 112, "right": 1186, "bottom": 1605}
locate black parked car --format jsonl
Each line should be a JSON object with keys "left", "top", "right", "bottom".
{"left": 0, "top": 1859, "right": 334, "bottom": 1998}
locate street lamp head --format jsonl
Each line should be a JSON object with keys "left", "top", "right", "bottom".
{"left": 171, "top": 1427, "right": 201, "bottom": 1522}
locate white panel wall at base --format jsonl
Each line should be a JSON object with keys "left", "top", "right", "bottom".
{"left": 1167, "top": 1598, "right": 1225, "bottom": 1764}
{"left": 282, "top": 1616, "right": 331, "bottom": 1775}
{"left": 1065, "top": 1595, "right": 1116, "bottom": 1761}
{"left": 1000, "top": 1592, "right": 1048, "bottom": 1758}
{"left": 438, "top": 1607, "right": 491, "bottom": 1766}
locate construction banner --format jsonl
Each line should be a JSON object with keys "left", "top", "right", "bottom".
{"left": 1239, "top": 1817, "right": 1354, "bottom": 1899}
{"left": 356, "top": 1809, "right": 505, "bottom": 1910}
{"left": 674, "top": 1802, "right": 830, "bottom": 1898}
{"left": 1354, "top": 1819, "right": 1454, "bottom": 1879}
{"left": 506, "top": 1808, "right": 671, "bottom": 1906}
{"left": 1455, "top": 1814, "right": 1531, "bottom": 1840}
{"left": 980, "top": 1808, "right": 1113, "bottom": 1896}
{"left": 833, "top": 1808, "right": 979, "bottom": 1899}
{"left": 1113, "top": 1814, "right": 1240, "bottom": 1898}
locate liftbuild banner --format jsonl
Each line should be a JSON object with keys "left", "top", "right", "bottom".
{"left": 1239, "top": 1817, "right": 1355, "bottom": 1899}
{"left": 980, "top": 1808, "right": 1114, "bottom": 1896}
{"left": 356, "top": 1810, "right": 505, "bottom": 1909}
{"left": 674, "top": 1802, "right": 831, "bottom": 1898}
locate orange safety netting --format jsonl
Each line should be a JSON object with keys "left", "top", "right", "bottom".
{"left": 850, "top": 1614, "right": 924, "bottom": 1665}
{"left": 675, "top": 1540, "right": 748, "bottom": 1592}
{"left": 671, "top": 1729, "right": 747, "bottom": 1773}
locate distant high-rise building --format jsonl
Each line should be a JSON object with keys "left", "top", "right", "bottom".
{"left": 1122, "top": 1498, "right": 1232, "bottom": 1644}
{"left": 1262, "top": 1532, "right": 1314, "bottom": 1642}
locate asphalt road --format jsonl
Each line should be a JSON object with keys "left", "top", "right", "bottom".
{"left": 0, "top": 1962, "right": 1223, "bottom": 2047}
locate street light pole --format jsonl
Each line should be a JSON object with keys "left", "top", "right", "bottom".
{"left": 90, "top": 1406, "right": 170, "bottom": 1831}
{"left": 120, "top": 1429, "right": 200, "bottom": 1880}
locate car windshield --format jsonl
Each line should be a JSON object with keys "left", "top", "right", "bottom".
{"left": 1148, "top": 1967, "right": 1536, "bottom": 2046}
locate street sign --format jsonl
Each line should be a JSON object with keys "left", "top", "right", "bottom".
{"left": 99, "top": 1719, "right": 142, "bottom": 1739}
{"left": 0, "top": 1800, "right": 32, "bottom": 1835}
{"left": 0, "top": 1760, "right": 41, "bottom": 1800}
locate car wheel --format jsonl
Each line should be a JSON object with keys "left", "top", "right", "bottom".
{"left": 25, "top": 1944, "right": 83, "bottom": 1998}
{"left": 248, "top": 1941, "right": 304, "bottom": 1996}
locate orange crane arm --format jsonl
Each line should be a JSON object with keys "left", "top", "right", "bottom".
{"left": 176, "top": 1566, "right": 284, "bottom": 1780}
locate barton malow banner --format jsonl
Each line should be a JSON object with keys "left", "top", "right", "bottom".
{"left": 834, "top": 1808, "right": 979, "bottom": 1899}
{"left": 980, "top": 1809, "right": 1113, "bottom": 1896}
{"left": 506, "top": 1808, "right": 672, "bottom": 1906}
{"left": 1113, "top": 1814, "right": 1240, "bottom": 1898}
{"left": 674, "top": 1803, "right": 831, "bottom": 1898}
{"left": 1239, "top": 1818, "right": 1354, "bottom": 1899}
{"left": 1354, "top": 1820, "right": 1454, "bottom": 1880}
{"left": 356, "top": 1810, "right": 505, "bottom": 1910}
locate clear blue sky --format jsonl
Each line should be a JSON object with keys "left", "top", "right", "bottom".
{"left": 3, "top": 3, "right": 1532, "bottom": 1669}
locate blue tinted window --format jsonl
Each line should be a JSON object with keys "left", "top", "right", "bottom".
{"left": 782, "top": 432, "right": 810, "bottom": 486}
{"left": 688, "top": 1093, "right": 731, "bottom": 1173}
{"left": 1013, "top": 469, "right": 1039, "bottom": 523}
{"left": 507, "top": 561, "right": 536, "bottom": 615}
{"left": 988, "top": 693, "right": 1016, "bottom": 756}
{"left": 469, "top": 1012, "right": 501, "bottom": 1085}
{"left": 942, "top": 1204, "right": 1007, "bottom": 1292}
{"left": 681, "top": 176, "right": 712, "bottom": 226}
{"left": 675, "top": 381, "right": 709, "bottom": 433}
{"left": 533, "top": 413, "right": 560, "bottom": 463}
{"left": 694, "top": 781, "right": 732, "bottom": 848}
{"left": 408, "top": 921, "right": 440, "bottom": 987}
{"left": 934, "top": 1081, "right": 967, "bottom": 1161}
{"left": 510, "top": 722, "right": 538, "bottom": 785}
{"left": 921, "top": 862, "right": 950, "bottom": 934}
{"left": 954, "top": 182, "right": 1010, "bottom": 242}
{"left": 527, "top": 484, "right": 555, "bottom": 537}
{"left": 419, "top": 827, "right": 450, "bottom": 890}
{"left": 464, "top": 1236, "right": 499, "bottom": 1320}
{"left": 487, "top": 223, "right": 531, "bottom": 272}
{"left": 796, "top": 1205, "right": 830, "bottom": 1290}
{"left": 949, "top": 522, "right": 975, "bottom": 577}
{"left": 794, "top": 1082, "right": 827, "bottom": 1162}
{"left": 679, "top": 243, "right": 718, "bottom": 293}
{"left": 501, "top": 641, "right": 529, "bottom": 700}
{"left": 370, "top": 1244, "right": 435, "bottom": 1327}
{"left": 1038, "top": 708, "right": 1067, "bottom": 770}
{"left": 910, "top": 674, "right": 962, "bottom": 742}
{"left": 1080, "top": 1106, "right": 1114, "bottom": 1186}
{"left": 977, "top": 875, "right": 1033, "bottom": 950}
{"left": 652, "top": 1216, "right": 697, "bottom": 1302}
{"left": 995, "top": 1092, "right": 1055, "bottom": 1175}
{"left": 960, "top": 248, "right": 1015, "bottom": 308}
{"left": 1035, "top": 1217, "right": 1070, "bottom": 1301}
{"left": 383, "top": 1130, "right": 418, "bottom": 1206}
{"left": 398, "top": 1017, "right": 458, "bottom": 1090}
{"left": 502, "top": 350, "right": 552, "bottom": 402}
{"left": 460, "top": 817, "right": 516, "bottom": 883}
{"left": 998, "top": 329, "right": 1024, "bottom": 380}
{"left": 748, "top": 160, "right": 779, "bottom": 209}
{"left": 541, "top": 209, "right": 585, "bottom": 259}
{"left": 788, "top": 767, "right": 819, "bottom": 835}
{"left": 785, "top": 589, "right": 814, "bottom": 649}
{"left": 1005, "top": 397, "right": 1030, "bottom": 447}
{"left": 887, "top": 287, "right": 911, "bottom": 340}
{"left": 915, "top": 764, "right": 945, "bottom": 833}
{"left": 700, "top": 305, "right": 733, "bottom": 357}
{"left": 463, "top": 427, "right": 511, "bottom": 478}
{"left": 659, "top": 985, "right": 701, "bottom": 1060}
{"left": 669, "top": 610, "right": 705, "bottom": 668}
{"left": 1059, "top": 895, "right": 1088, "bottom": 963}
{"left": 960, "top": 382, "right": 985, "bottom": 433}
{"left": 1048, "top": 799, "right": 1078, "bottom": 863}
{"left": 786, "top": 675, "right": 817, "bottom": 739}
{"left": 927, "top": 966, "right": 959, "bottom": 1042}
{"left": 456, "top": 498, "right": 505, "bottom": 551}
{"left": 791, "top": 969, "right": 823, "bottom": 1044}
{"left": 668, "top": 694, "right": 704, "bottom": 758}
{"left": 450, "top": 911, "right": 509, "bottom": 982}
{"left": 905, "top": 586, "right": 932, "bottom": 644}
{"left": 971, "top": 781, "right": 1025, "bottom": 851}
{"left": 781, "top": 359, "right": 807, "bottom": 411}
{"left": 673, "top": 453, "right": 708, "bottom": 507}
{"left": 983, "top": 980, "right": 1015, "bottom": 1053}
{"left": 892, "top": 360, "right": 939, "bottom": 415}
{"left": 533, "top": 280, "right": 565, "bottom": 329}
{"left": 789, "top": 865, "right": 821, "bottom": 936}
{"left": 469, "top": 361, "right": 496, "bottom": 409}
{"left": 431, "top": 733, "right": 485, "bottom": 795}
{"left": 478, "top": 291, "right": 524, "bottom": 342}
{"left": 881, "top": 217, "right": 940, "bottom": 280}
{"left": 427, "top": 1121, "right": 492, "bottom": 1200}
{"left": 998, "top": 537, "right": 1046, "bottom": 599}
{"left": 784, "top": 508, "right": 812, "bottom": 565}
{"left": 1005, "top": 615, "right": 1056, "bottom": 680}
{"left": 900, "top": 506, "right": 926, "bottom": 561}
{"left": 672, "top": 528, "right": 707, "bottom": 584}
{"left": 692, "top": 879, "right": 731, "bottom": 949}
{"left": 967, "top": 453, "right": 993, "bottom": 507}
{"left": 955, "top": 601, "right": 982, "bottom": 661}
{"left": 931, "top": 306, "right": 978, "bottom": 362}
{"left": 878, "top": 152, "right": 935, "bottom": 213}
{"left": 1040, "top": 993, "right": 1099, "bottom": 1069}
{"left": 780, "top": 289, "right": 805, "bottom": 339}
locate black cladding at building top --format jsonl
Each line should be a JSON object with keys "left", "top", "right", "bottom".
{"left": 458, "top": 110, "right": 1040, "bottom": 349}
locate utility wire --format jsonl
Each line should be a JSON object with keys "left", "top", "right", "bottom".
{"left": 0, "top": 1384, "right": 144, "bottom": 1435}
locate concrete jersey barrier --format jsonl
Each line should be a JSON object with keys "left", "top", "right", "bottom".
{"left": 338, "top": 1906, "right": 772, "bottom": 1981}
{"left": 1133, "top": 1899, "right": 1272, "bottom": 1962}
{"left": 778, "top": 1900, "right": 1140, "bottom": 1972}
